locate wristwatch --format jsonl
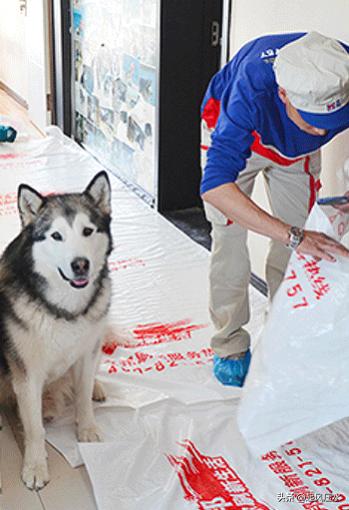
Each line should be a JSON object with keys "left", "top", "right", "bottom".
{"left": 287, "top": 226, "right": 304, "bottom": 250}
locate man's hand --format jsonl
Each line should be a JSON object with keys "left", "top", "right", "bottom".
{"left": 297, "top": 230, "right": 349, "bottom": 262}
{"left": 202, "top": 183, "right": 349, "bottom": 262}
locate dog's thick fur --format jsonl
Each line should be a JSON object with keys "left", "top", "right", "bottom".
{"left": 0, "top": 171, "right": 113, "bottom": 490}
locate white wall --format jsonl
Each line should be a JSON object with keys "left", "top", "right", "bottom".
{"left": 0, "top": 0, "right": 50, "bottom": 131}
{"left": 229, "top": 0, "right": 349, "bottom": 279}
{"left": 0, "top": 0, "right": 28, "bottom": 101}
{"left": 26, "top": 0, "right": 50, "bottom": 130}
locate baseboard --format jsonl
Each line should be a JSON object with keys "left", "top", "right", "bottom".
{"left": 0, "top": 80, "right": 28, "bottom": 109}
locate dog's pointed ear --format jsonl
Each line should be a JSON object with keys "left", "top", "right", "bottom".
{"left": 18, "top": 184, "right": 45, "bottom": 227}
{"left": 84, "top": 171, "right": 111, "bottom": 215}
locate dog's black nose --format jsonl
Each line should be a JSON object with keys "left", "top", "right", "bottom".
{"left": 71, "top": 257, "right": 90, "bottom": 275}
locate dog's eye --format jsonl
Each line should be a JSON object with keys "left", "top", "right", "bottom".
{"left": 51, "top": 232, "right": 63, "bottom": 241}
{"left": 83, "top": 227, "right": 94, "bottom": 237}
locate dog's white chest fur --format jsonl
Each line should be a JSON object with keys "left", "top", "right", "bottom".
{"left": 8, "top": 288, "right": 109, "bottom": 384}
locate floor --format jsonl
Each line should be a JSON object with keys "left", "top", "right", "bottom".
{"left": 0, "top": 89, "right": 44, "bottom": 139}
{"left": 164, "top": 207, "right": 212, "bottom": 251}
{"left": 0, "top": 92, "right": 98, "bottom": 510}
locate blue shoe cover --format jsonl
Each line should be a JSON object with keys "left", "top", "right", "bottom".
{"left": 213, "top": 350, "right": 251, "bottom": 387}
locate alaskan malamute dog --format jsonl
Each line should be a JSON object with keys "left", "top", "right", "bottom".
{"left": 0, "top": 171, "right": 113, "bottom": 490}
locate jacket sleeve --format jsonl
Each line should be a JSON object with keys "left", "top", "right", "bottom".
{"left": 200, "top": 77, "right": 257, "bottom": 194}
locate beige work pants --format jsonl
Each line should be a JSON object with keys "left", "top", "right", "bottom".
{"left": 201, "top": 124, "right": 321, "bottom": 358}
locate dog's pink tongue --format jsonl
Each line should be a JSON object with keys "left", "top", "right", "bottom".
{"left": 73, "top": 279, "right": 88, "bottom": 287}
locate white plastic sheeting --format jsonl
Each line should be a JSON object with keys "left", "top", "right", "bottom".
{"left": 238, "top": 204, "right": 349, "bottom": 454}
{"left": 1, "top": 129, "right": 349, "bottom": 509}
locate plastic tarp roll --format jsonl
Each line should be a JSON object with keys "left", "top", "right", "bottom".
{"left": 238, "top": 203, "right": 349, "bottom": 456}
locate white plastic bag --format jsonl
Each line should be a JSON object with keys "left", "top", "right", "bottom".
{"left": 238, "top": 203, "right": 349, "bottom": 456}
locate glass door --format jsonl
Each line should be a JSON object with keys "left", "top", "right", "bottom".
{"left": 72, "top": 0, "right": 159, "bottom": 205}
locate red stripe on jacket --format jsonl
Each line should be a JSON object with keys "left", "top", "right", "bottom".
{"left": 201, "top": 97, "right": 321, "bottom": 221}
{"left": 251, "top": 131, "right": 304, "bottom": 167}
{"left": 202, "top": 98, "right": 306, "bottom": 167}
{"left": 201, "top": 98, "right": 221, "bottom": 129}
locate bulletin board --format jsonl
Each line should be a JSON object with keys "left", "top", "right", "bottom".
{"left": 72, "top": 0, "right": 159, "bottom": 204}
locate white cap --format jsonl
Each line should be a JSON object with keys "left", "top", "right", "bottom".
{"left": 274, "top": 32, "right": 349, "bottom": 129}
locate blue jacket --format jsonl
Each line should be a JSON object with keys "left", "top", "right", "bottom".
{"left": 200, "top": 33, "right": 349, "bottom": 194}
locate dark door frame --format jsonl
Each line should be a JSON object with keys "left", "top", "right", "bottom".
{"left": 51, "top": 0, "right": 72, "bottom": 136}
{"left": 158, "top": 0, "right": 224, "bottom": 212}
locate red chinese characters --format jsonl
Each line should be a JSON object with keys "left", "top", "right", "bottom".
{"left": 168, "top": 440, "right": 270, "bottom": 510}
{"left": 0, "top": 190, "right": 55, "bottom": 216}
{"left": 0, "top": 192, "right": 17, "bottom": 216}
{"left": 102, "top": 347, "right": 214, "bottom": 375}
{"left": 297, "top": 255, "right": 330, "bottom": 301}
{"left": 261, "top": 442, "right": 348, "bottom": 509}
{"left": 102, "top": 320, "right": 209, "bottom": 359}
{"left": 108, "top": 258, "right": 146, "bottom": 272}
{"left": 328, "top": 211, "right": 349, "bottom": 239}
{"left": 0, "top": 153, "right": 20, "bottom": 159}
{"left": 261, "top": 449, "right": 314, "bottom": 507}
{"left": 284, "top": 268, "right": 310, "bottom": 310}
{"left": 132, "top": 319, "right": 208, "bottom": 347}
{"left": 284, "top": 254, "right": 331, "bottom": 310}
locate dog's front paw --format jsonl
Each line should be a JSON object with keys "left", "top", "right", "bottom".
{"left": 92, "top": 380, "right": 106, "bottom": 402}
{"left": 22, "top": 459, "right": 49, "bottom": 491}
{"left": 78, "top": 423, "right": 103, "bottom": 442}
